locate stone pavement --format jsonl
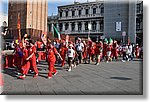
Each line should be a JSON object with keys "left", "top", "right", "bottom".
{"left": 2, "top": 59, "right": 143, "bottom": 95}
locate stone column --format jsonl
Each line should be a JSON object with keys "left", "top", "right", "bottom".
{"left": 69, "top": 22, "right": 72, "bottom": 31}
{"left": 56, "top": 22, "right": 59, "bottom": 31}
{"left": 51, "top": 24, "right": 53, "bottom": 32}
{"left": 62, "top": 11, "right": 65, "bottom": 17}
{"left": 69, "top": 10, "right": 72, "bottom": 17}
{"left": 89, "top": 6, "right": 92, "bottom": 15}
{"left": 75, "top": 22, "right": 78, "bottom": 32}
{"left": 62, "top": 23, "right": 65, "bottom": 31}
{"left": 75, "top": 9, "right": 78, "bottom": 16}
{"left": 82, "top": 8, "right": 85, "bottom": 16}
{"left": 82, "top": 21, "right": 85, "bottom": 32}
{"left": 96, "top": 21, "right": 100, "bottom": 32}
{"left": 97, "top": 6, "right": 100, "bottom": 14}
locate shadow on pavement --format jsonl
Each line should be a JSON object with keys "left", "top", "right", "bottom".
{"left": 110, "top": 77, "right": 132, "bottom": 80}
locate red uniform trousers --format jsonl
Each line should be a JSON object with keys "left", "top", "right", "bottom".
{"left": 22, "top": 57, "right": 38, "bottom": 75}
{"left": 14, "top": 54, "right": 22, "bottom": 69}
{"left": 61, "top": 54, "right": 66, "bottom": 67}
{"left": 112, "top": 49, "right": 118, "bottom": 59}
{"left": 48, "top": 60, "right": 57, "bottom": 77}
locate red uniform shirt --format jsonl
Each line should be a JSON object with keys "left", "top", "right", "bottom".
{"left": 60, "top": 46, "right": 68, "bottom": 56}
{"left": 36, "top": 41, "right": 42, "bottom": 49}
{"left": 28, "top": 45, "right": 36, "bottom": 60}
{"left": 23, "top": 48, "right": 28, "bottom": 60}
{"left": 47, "top": 47, "right": 58, "bottom": 62}
{"left": 107, "top": 45, "right": 112, "bottom": 51}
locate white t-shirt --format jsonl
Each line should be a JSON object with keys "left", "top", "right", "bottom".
{"left": 68, "top": 48, "right": 75, "bottom": 58}
{"left": 76, "top": 42, "right": 84, "bottom": 51}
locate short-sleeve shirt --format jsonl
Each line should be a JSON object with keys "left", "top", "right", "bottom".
{"left": 47, "top": 47, "right": 58, "bottom": 62}
{"left": 76, "top": 42, "right": 84, "bottom": 51}
{"left": 68, "top": 48, "right": 75, "bottom": 58}
{"left": 28, "top": 45, "right": 36, "bottom": 60}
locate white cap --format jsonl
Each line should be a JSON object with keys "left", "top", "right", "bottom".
{"left": 78, "top": 38, "right": 81, "bottom": 41}
{"left": 69, "top": 44, "right": 73, "bottom": 47}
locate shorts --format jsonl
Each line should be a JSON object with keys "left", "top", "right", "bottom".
{"left": 68, "top": 57, "right": 73, "bottom": 65}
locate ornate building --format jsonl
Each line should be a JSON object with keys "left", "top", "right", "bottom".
{"left": 48, "top": 1, "right": 104, "bottom": 40}
{"left": 47, "top": 0, "right": 143, "bottom": 44}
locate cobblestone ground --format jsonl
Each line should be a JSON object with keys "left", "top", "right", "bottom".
{"left": 2, "top": 58, "right": 143, "bottom": 95}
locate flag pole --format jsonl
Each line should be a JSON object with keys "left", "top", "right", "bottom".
{"left": 18, "top": 13, "right": 21, "bottom": 40}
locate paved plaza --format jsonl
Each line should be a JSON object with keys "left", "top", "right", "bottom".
{"left": 2, "top": 58, "right": 143, "bottom": 95}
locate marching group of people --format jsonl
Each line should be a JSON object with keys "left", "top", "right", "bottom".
{"left": 2, "top": 35, "right": 143, "bottom": 80}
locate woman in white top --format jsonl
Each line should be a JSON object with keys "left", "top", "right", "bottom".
{"left": 67, "top": 44, "right": 75, "bottom": 71}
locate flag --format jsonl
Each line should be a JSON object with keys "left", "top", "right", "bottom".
{"left": 17, "top": 13, "right": 21, "bottom": 40}
{"left": 41, "top": 32, "right": 47, "bottom": 45}
{"left": 52, "top": 24, "right": 61, "bottom": 40}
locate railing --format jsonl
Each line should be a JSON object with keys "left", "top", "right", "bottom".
{"left": 59, "top": 13, "right": 104, "bottom": 20}
{"left": 60, "top": 30, "right": 103, "bottom": 34}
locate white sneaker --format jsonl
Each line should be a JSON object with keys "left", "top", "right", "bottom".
{"left": 122, "top": 60, "right": 126, "bottom": 62}
{"left": 68, "top": 68, "right": 72, "bottom": 72}
{"left": 106, "top": 61, "right": 109, "bottom": 63}
{"left": 96, "top": 63, "right": 99, "bottom": 65}
{"left": 53, "top": 72, "right": 58, "bottom": 76}
{"left": 48, "top": 77, "right": 52, "bottom": 79}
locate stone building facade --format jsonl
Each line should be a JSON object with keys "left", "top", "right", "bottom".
{"left": 48, "top": 0, "right": 143, "bottom": 44}
{"left": 8, "top": 0, "right": 48, "bottom": 40}
{"left": 48, "top": 1, "right": 104, "bottom": 40}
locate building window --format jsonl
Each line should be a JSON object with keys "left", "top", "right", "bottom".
{"left": 85, "top": 9, "right": 89, "bottom": 15}
{"left": 92, "top": 21, "right": 96, "bottom": 30}
{"left": 93, "top": 8, "right": 96, "bottom": 14}
{"left": 59, "top": 23, "right": 62, "bottom": 31}
{"left": 72, "top": 11, "right": 75, "bottom": 17}
{"left": 79, "top": 10, "right": 81, "bottom": 16}
{"left": 78, "top": 22, "right": 82, "bottom": 31}
{"left": 136, "top": 4, "right": 140, "bottom": 13}
{"left": 65, "top": 23, "right": 69, "bottom": 30}
{"left": 72, "top": 23, "right": 75, "bottom": 31}
{"left": 60, "top": 12, "right": 62, "bottom": 17}
{"left": 66, "top": 11, "right": 68, "bottom": 17}
{"left": 101, "top": 7, "right": 104, "bottom": 14}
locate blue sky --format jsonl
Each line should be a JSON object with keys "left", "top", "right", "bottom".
{"left": 0, "top": 0, "right": 96, "bottom": 16}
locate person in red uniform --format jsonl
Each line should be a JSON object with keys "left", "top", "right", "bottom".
{"left": 20, "top": 40, "right": 29, "bottom": 75}
{"left": 135, "top": 44, "right": 140, "bottom": 58}
{"left": 13, "top": 40, "right": 23, "bottom": 73}
{"left": 60, "top": 42, "right": 68, "bottom": 67}
{"left": 35, "top": 39, "right": 43, "bottom": 51}
{"left": 47, "top": 43, "right": 62, "bottom": 79}
{"left": 103, "top": 41, "right": 108, "bottom": 61}
{"left": 19, "top": 40, "right": 38, "bottom": 79}
{"left": 82, "top": 41, "right": 87, "bottom": 64}
{"left": 112, "top": 40, "right": 118, "bottom": 61}
{"left": 95, "top": 41, "right": 103, "bottom": 65}
{"left": 91, "top": 42, "right": 96, "bottom": 62}
{"left": 87, "top": 39, "right": 92, "bottom": 63}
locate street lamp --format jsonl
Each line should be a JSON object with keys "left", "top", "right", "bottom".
{"left": 122, "top": 31, "right": 126, "bottom": 44}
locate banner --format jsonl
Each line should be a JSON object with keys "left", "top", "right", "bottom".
{"left": 41, "top": 32, "right": 47, "bottom": 45}
{"left": 17, "top": 13, "right": 21, "bottom": 40}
